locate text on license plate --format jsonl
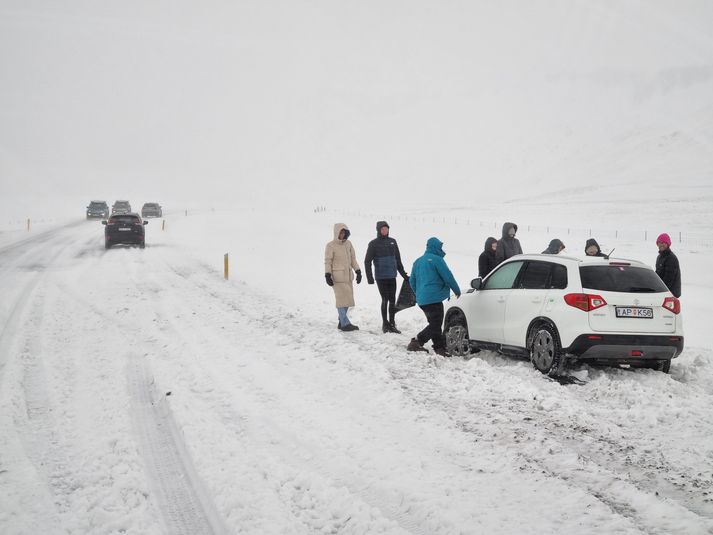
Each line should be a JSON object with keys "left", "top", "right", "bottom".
{"left": 118, "top": 228, "right": 132, "bottom": 231}
{"left": 616, "top": 307, "right": 653, "bottom": 318}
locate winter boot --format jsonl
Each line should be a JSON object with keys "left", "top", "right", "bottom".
{"left": 341, "top": 324, "right": 359, "bottom": 332}
{"left": 338, "top": 322, "right": 342, "bottom": 330}
{"left": 389, "top": 321, "right": 401, "bottom": 334}
{"left": 382, "top": 322, "right": 391, "bottom": 333}
{"left": 407, "top": 338, "right": 429, "bottom": 352}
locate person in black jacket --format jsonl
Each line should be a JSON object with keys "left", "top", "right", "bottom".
{"left": 478, "top": 237, "right": 498, "bottom": 278}
{"left": 495, "top": 222, "right": 523, "bottom": 264}
{"left": 542, "top": 239, "right": 565, "bottom": 254}
{"left": 655, "top": 233, "right": 681, "bottom": 298}
{"left": 364, "top": 221, "right": 408, "bottom": 333}
{"left": 585, "top": 238, "right": 606, "bottom": 257}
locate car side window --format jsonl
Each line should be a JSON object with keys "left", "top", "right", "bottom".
{"left": 519, "top": 261, "right": 552, "bottom": 289}
{"left": 550, "top": 264, "right": 568, "bottom": 289}
{"left": 483, "top": 261, "right": 524, "bottom": 290}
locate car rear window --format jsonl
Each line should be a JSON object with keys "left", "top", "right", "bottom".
{"left": 580, "top": 265, "right": 668, "bottom": 293}
{"left": 110, "top": 215, "right": 139, "bottom": 223}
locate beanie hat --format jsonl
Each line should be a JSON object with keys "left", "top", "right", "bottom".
{"left": 656, "top": 233, "right": 672, "bottom": 246}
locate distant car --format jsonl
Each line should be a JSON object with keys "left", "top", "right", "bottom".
{"left": 102, "top": 213, "right": 147, "bottom": 249}
{"left": 111, "top": 200, "right": 132, "bottom": 215}
{"left": 141, "top": 202, "right": 162, "bottom": 218}
{"left": 86, "top": 200, "right": 109, "bottom": 219}
{"left": 444, "top": 254, "right": 684, "bottom": 375}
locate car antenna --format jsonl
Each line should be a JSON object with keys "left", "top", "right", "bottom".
{"left": 604, "top": 248, "right": 615, "bottom": 260}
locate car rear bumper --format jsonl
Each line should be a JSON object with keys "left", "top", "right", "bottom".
{"left": 106, "top": 233, "right": 144, "bottom": 244}
{"left": 565, "top": 333, "right": 684, "bottom": 361}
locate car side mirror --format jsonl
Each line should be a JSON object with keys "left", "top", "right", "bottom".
{"left": 143, "top": 221, "right": 148, "bottom": 225}
{"left": 470, "top": 278, "right": 483, "bottom": 290}
{"left": 101, "top": 220, "right": 107, "bottom": 225}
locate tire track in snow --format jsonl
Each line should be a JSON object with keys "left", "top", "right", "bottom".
{"left": 1, "top": 225, "right": 108, "bottom": 532}
{"left": 126, "top": 353, "right": 225, "bottom": 535}
{"left": 47, "top": 276, "right": 227, "bottom": 535}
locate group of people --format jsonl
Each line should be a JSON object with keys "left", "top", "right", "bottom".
{"left": 325, "top": 220, "right": 682, "bottom": 356}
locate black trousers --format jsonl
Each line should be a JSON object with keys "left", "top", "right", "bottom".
{"left": 417, "top": 302, "right": 445, "bottom": 349}
{"left": 376, "top": 278, "right": 397, "bottom": 323}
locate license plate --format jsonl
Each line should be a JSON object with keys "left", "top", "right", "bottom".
{"left": 118, "top": 228, "right": 131, "bottom": 232}
{"left": 616, "top": 307, "right": 653, "bottom": 318}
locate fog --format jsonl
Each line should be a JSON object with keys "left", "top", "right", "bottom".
{"left": 2, "top": 0, "right": 713, "bottom": 208}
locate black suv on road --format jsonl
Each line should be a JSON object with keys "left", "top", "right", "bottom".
{"left": 102, "top": 213, "right": 148, "bottom": 249}
{"left": 86, "top": 200, "right": 109, "bottom": 219}
{"left": 141, "top": 202, "right": 162, "bottom": 218}
{"left": 111, "top": 200, "right": 132, "bottom": 215}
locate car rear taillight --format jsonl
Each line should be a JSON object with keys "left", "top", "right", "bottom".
{"left": 564, "top": 293, "right": 607, "bottom": 312}
{"left": 107, "top": 220, "right": 116, "bottom": 226}
{"left": 662, "top": 297, "right": 681, "bottom": 314}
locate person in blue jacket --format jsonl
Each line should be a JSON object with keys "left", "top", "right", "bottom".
{"left": 407, "top": 237, "right": 461, "bottom": 356}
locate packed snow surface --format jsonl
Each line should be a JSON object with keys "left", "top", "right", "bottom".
{"left": 1, "top": 198, "right": 712, "bottom": 534}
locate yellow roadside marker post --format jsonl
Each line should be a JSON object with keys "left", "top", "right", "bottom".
{"left": 224, "top": 253, "right": 229, "bottom": 280}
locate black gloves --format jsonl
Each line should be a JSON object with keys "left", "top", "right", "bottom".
{"left": 325, "top": 273, "right": 334, "bottom": 286}
{"left": 367, "top": 274, "right": 375, "bottom": 285}
{"left": 355, "top": 270, "right": 362, "bottom": 284}
{"left": 401, "top": 272, "right": 409, "bottom": 279}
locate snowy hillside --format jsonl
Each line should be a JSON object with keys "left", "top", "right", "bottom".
{"left": 1, "top": 199, "right": 712, "bottom": 534}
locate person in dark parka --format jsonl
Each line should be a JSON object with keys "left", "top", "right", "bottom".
{"left": 478, "top": 237, "right": 498, "bottom": 278}
{"left": 585, "top": 238, "right": 606, "bottom": 257}
{"left": 542, "top": 239, "right": 565, "bottom": 254}
{"left": 655, "top": 233, "right": 681, "bottom": 298}
{"left": 495, "top": 222, "right": 523, "bottom": 264}
{"left": 364, "top": 221, "right": 409, "bottom": 333}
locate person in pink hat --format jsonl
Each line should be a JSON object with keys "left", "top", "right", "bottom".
{"left": 655, "top": 233, "right": 681, "bottom": 297}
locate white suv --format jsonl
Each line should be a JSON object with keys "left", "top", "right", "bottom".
{"left": 444, "top": 254, "right": 684, "bottom": 375}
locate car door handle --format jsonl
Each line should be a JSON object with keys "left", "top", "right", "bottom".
{"left": 532, "top": 298, "right": 543, "bottom": 304}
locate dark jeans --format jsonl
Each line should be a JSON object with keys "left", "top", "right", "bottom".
{"left": 376, "top": 278, "right": 397, "bottom": 324}
{"left": 417, "top": 302, "right": 445, "bottom": 349}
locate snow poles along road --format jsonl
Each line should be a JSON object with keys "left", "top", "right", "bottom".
{"left": 224, "top": 253, "right": 229, "bottom": 280}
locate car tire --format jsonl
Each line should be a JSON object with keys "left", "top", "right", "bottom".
{"left": 104, "top": 241, "right": 111, "bottom": 249}
{"left": 529, "top": 325, "right": 566, "bottom": 376}
{"left": 445, "top": 323, "right": 471, "bottom": 357}
{"left": 649, "top": 359, "right": 671, "bottom": 373}
{"left": 139, "top": 241, "right": 145, "bottom": 249}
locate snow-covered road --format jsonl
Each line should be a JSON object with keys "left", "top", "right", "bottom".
{"left": 1, "top": 210, "right": 712, "bottom": 534}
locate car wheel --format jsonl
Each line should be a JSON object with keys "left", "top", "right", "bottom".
{"left": 529, "top": 325, "right": 565, "bottom": 376}
{"left": 139, "top": 241, "right": 145, "bottom": 249}
{"left": 445, "top": 323, "right": 470, "bottom": 357}
{"left": 104, "top": 241, "right": 111, "bottom": 249}
{"left": 648, "top": 360, "right": 671, "bottom": 373}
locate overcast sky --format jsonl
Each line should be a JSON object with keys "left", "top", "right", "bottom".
{"left": 1, "top": 0, "right": 712, "bottom": 207}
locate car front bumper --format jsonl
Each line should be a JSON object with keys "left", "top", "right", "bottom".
{"left": 565, "top": 333, "right": 684, "bottom": 361}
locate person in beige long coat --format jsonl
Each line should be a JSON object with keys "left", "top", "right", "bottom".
{"left": 325, "top": 223, "right": 362, "bottom": 331}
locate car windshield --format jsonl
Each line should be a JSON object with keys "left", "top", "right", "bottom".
{"left": 580, "top": 265, "right": 668, "bottom": 293}
{"left": 89, "top": 202, "right": 106, "bottom": 207}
